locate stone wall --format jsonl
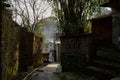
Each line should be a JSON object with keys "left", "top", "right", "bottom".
{"left": 33, "top": 35, "right": 43, "bottom": 68}
{"left": 2, "top": 10, "right": 43, "bottom": 80}
{"left": 2, "top": 12, "right": 20, "bottom": 80}
{"left": 91, "top": 16, "right": 113, "bottom": 46}
{"left": 18, "top": 27, "right": 34, "bottom": 72}
{"left": 91, "top": 14, "right": 120, "bottom": 47}
{"left": 60, "top": 35, "right": 93, "bottom": 71}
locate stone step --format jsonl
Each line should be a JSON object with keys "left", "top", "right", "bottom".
{"left": 86, "top": 65, "right": 118, "bottom": 77}
{"left": 111, "top": 77, "right": 120, "bottom": 80}
{"left": 87, "top": 57, "right": 120, "bottom": 77}
{"left": 96, "top": 47, "right": 120, "bottom": 61}
{"left": 80, "top": 66, "right": 113, "bottom": 80}
{"left": 92, "top": 59, "right": 120, "bottom": 71}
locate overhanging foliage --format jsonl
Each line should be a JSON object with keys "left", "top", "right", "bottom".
{"left": 47, "top": 0, "right": 108, "bottom": 33}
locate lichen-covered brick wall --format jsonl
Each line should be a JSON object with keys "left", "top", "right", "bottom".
{"left": 2, "top": 10, "right": 19, "bottom": 80}
{"left": 33, "top": 35, "right": 43, "bottom": 68}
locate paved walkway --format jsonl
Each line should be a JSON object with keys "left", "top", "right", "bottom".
{"left": 24, "top": 63, "right": 61, "bottom": 80}
{"left": 23, "top": 63, "right": 120, "bottom": 80}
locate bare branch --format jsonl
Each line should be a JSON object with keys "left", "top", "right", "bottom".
{"left": 12, "top": 0, "right": 50, "bottom": 31}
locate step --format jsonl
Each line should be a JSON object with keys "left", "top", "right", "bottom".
{"left": 86, "top": 65, "right": 117, "bottom": 77}
{"left": 111, "top": 77, "right": 120, "bottom": 80}
{"left": 96, "top": 47, "right": 120, "bottom": 62}
{"left": 95, "top": 56, "right": 120, "bottom": 65}
{"left": 92, "top": 59, "right": 120, "bottom": 71}
{"left": 83, "top": 66, "right": 113, "bottom": 80}
{"left": 88, "top": 58, "right": 120, "bottom": 77}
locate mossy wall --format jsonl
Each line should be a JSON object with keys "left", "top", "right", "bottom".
{"left": 2, "top": 10, "right": 43, "bottom": 80}
{"left": 2, "top": 11, "right": 19, "bottom": 80}
{"left": 18, "top": 29, "right": 43, "bottom": 71}
{"left": 33, "top": 35, "right": 43, "bottom": 68}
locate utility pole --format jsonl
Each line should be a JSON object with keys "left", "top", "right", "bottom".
{"left": 53, "top": 33, "right": 56, "bottom": 62}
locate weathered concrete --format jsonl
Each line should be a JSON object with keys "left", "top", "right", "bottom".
{"left": 24, "top": 63, "right": 60, "bottom": 80}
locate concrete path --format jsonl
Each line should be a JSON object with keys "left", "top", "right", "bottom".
{"left": 23, "top": 63, "right": 120, "bottom": 80}
{"left": 24, "top": 63, "right": 61, "bottom": 80}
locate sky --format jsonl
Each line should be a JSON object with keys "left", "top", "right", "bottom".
{"left": 9, "top": 0, "right": 112, "bottom": 25}
{"left": 10, "top": 0, "right": 53, "bottom": 25}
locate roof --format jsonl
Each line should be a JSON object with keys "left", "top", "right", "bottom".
{"left": 100, "top": 0, "right": 120, "bottom": 10}
{"left": 89, "top": 13, "right": 113, "bottom": 21}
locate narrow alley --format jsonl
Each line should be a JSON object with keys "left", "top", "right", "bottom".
{"left": 24, "top": 63, "right": 61, "bottom": 80}
{"left": 23, "top": 63, "right": 109, "bottom": 80}
{"left": 1, "top": 0, "right": 120, "bottom": 80}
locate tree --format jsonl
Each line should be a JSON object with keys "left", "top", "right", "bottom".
{"left": 47, "top": 0, "right": 108, "bottom": 34}
{"left": 12, "top": 0, "right": 52, "bottom": 32}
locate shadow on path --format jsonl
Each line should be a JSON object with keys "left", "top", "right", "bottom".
{"left": 24, "top": 63, "right": 60, "bottom": 80}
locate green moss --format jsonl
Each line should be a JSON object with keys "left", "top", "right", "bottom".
{"left": 33, "top": 35, "right": 43, "bottom": 68}
{"left": 2, "top": 10, "right": 43, "bottom": 80}
{"left": 2, "top": 12, "right": 19, "bottom": 80}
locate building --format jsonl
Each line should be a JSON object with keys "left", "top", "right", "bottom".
{"left": 88, "top": 0, "right": 120, "bottom": 78}
{"left": 91, "top": 0, "right": 120, "bottom": 47}
{"left": 41, "top": 17, "right": 61, "bottom": 62}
